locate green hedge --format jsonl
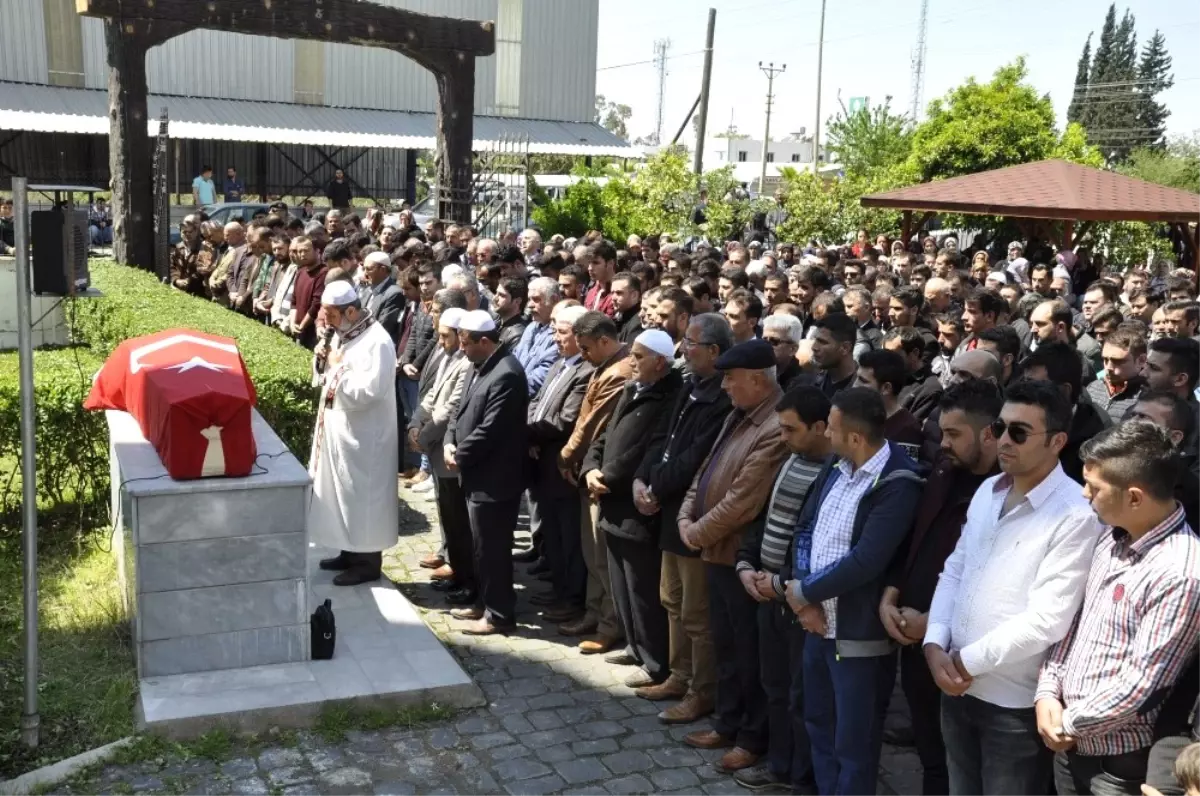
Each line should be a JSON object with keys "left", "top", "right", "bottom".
{"left": 0, "top": 261, "right": 314, "bottom": 540}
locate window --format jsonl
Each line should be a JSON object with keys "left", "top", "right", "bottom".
{"left": 737, "top": 151, "right": 747, "bottom": 162}
{"left": 791, "top": 153, "right": 801, "bottom": 162}
{"left": 766, "top": 152, "right": 775, "bottom": 163}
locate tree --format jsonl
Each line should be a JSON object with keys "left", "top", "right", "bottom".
{"left": 1135, "top": 31, "right": 1173, "bottom": 149}
{"left": 1067, "top": 33, "right": 1092, "bottom": 125}
{"left": 594, "top": 94, "right": 632, "bottom": 140}
{"left": 1119, "top": 134, "right": 1200, "bottom": 192}
{"left": 824, "top": 97, "right": 913, "bottom": 178}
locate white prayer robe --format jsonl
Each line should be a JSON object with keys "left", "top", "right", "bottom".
{"left": 307, "top": 320, "right": 399, "bottom": 552}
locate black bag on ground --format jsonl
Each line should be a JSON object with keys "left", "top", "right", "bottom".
{"left": 311, "top": 598, "right": 335, "bottom": 660}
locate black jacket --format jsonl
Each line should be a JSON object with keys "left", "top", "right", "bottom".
{"left": 636, "top": 373, "right": 734, "bottom": 555}
{"left": 615, "top": 307, "right": 643, "bottom": 344}
{"left": 363, "top": 278, "right": 406, "bottom": 344}
{"left": 447, "top": 350, "right": 529, "bottom": 502}
{"left": 583, "top": 370, "right": 683, "bottom": 544}
{"left": 1060, "top": 400, "right": 1109, "bottom": 483}
{"left": 325, "top": 179, "right": 352, "bottom": 208}
{"left": 400, "top": 306, "right": 437, "bottom": 372}
{"left": 528, "top": 356, "right": 594, "bottom": 500}
{"left": 899, "top": 365, "right": 944, "bottom": 423}
{"left": 498, "top": 313, "right": 528, "bottom": 350}
{"left": 778, "top": 359, "right": 804, "bottom": 392}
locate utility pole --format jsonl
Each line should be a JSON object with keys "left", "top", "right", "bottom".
{"left": 758, "top": 61, "right": 786, "bottom": 193}
{"left": 909, "top": 0, "right": 929, "bottom": 123}
{"left": 693, "top": 8, "right": 716, "bottom": 174}
{"left": 813, "top": 0, "right": 827, "bottom": 169}
{"left": 653, "top": 38, "right": 671, "bottom": 145}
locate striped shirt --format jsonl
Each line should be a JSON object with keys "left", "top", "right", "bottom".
{"left": 738, "top": 454, "right": 824, "bottom": 590}
{"left": 1035, "top": 506, "right": 1200, "bottom": 756}
{"left": 808, "top": 444, "right": 890, "bottom": 639}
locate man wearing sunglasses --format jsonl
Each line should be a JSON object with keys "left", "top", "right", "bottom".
{"left": 924, "top": 380, "right": 1102, "bottom": 795}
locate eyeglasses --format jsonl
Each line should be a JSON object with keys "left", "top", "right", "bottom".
{"left": 764, "top": 337, "right": 793, "bottom": 347}
{"left": 989, "top": 418, "right": 1050, "bottom": 445}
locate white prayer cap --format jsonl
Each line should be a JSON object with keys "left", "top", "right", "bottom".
{"left": 459, "top": 309, "right": 496, "bottom": 333}
{"left": 321, "top": 280, "right": 358, "bottom": 307}
{"left": 985, "top": 271, "right": 1010, "bottom": 285}
{"left": 365, "top": 251, "right": 391, "bottom": 269}
{"left": 439, "top": 307, "right": 467, "bottom": 330}
{"left": 633, "top": 329, "right": 675, "bottom": 359}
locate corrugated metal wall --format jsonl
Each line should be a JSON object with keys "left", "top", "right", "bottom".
{"left": 0, "top": 0, "right": 50, "bottom": 84}
{"left": 0, "top": 132, "right": 409, "bottom": 201}
{"left": 145, "top": 30, "right": 296, "bottom": 103}
{"left": 519, "top": 0, "right": 597, "bottom": 122}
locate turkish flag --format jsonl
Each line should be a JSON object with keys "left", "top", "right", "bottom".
{"left": 85, "top": 329, "right": 258, "bottom": 479}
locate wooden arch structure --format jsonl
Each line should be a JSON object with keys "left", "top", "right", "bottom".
{"left": 76, "top": 0, "right": 495, "bottom": 270}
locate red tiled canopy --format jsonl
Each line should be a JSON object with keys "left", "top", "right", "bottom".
{"left": 861, "top": 160, "right": 1200, "bottom": 223}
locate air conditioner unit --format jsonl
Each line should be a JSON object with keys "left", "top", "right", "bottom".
{"left": 30, "top": 207, "right": 91, "bottom": 296}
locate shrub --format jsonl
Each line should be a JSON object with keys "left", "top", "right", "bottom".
{"left": 0, "top": 261, "right": 314, "bottom": 542}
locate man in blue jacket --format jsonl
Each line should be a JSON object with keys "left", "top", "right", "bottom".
{"left": 784, "top": 387, "right": 923, "bottom": 796}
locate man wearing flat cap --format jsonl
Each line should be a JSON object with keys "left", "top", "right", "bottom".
{"left": 359, "top": 250, "right": 405, "bottom": 344}
{"left": 310, "top": 280, "right": 400, "bottom": 586}
{"left": 580, "top": 329, "right": 682, "bottom": 688}
{"left": 676, "top": 338, "right": 789, "bottom": 775}
{"left": 444, "top": 309, "right": 529, "bottom": 635}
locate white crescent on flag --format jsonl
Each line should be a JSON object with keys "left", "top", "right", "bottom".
{"left": 129, "top": 334, "right": 240, "bottom": 374}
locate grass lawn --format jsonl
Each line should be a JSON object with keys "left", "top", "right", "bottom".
{"left": 0, "top": 534, "right": 136, "bottom": 780}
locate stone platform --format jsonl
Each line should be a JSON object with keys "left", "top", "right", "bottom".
{"left": 136, "top": 546, "right": 483, "bottom": 737}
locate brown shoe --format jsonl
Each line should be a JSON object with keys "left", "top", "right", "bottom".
{"left": 461, "top": 618, "right": 516, "bottom": 636}
{"left": 662, "top": 695, "right": 716, "bottom": 725}
{"left": 557, "top": 616, "right": 598, "bottom": 637}
{"left": 578, "top": 635, "right": 620, "bottom": 655}
{"left": 624, "top": 670, "right": 658, "bottom": 688}
{"left": 429, "top": 564, "right": 455, "bottom": 581}
{"left": 715, "top": 747, "right": 760, "bottom": 774}
{"left": 401, "top": 467, "right": 420, "bottom": 480}
{"left": 450, "top": 607, "right": 484, "bottom": 621}
{"left": 635, "top": 677, "right": 689, "bottom": 701}
{"left": 419, "top": 554, "right": 445, "bottom": 569}
{"left": 543, "top": 605, "right": 584, "bottom": 623}
{"left": 683, "top": 728, "right": 734, "bottom": 750}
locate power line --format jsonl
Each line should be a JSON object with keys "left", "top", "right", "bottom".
{"left": 598, "top": 49, "right": 703, "bottom": 71}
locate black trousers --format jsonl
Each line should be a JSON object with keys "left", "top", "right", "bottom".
{"left": 434, "top": 477, "right": 474, "bottom": 589}
{"left": 707, "top": 563, "right": 768, "bottom": 754}
{"left": 758, "top": 599, "right": 815, "bottom": 790}
{"left": 530, "top": 489, "right": 585, "bottom": 605}
{"left": 900, "top": 641, "right": 949, "bottom": 795}
{"left": 1054, "top": 748, "right": 1150, "bottom": 796}
{"left": 467, "top": 497, "right": 517, "bottom": 627}
{"left": 606, "top": 533, "right": 669, "bottom": 682}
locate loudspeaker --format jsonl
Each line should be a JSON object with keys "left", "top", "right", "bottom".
{"left": 31, "top": 208, "right": 90, "bottom": 296}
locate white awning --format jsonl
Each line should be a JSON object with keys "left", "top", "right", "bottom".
{"left": 0, "top": 81, "right": 637, "bottom": 157}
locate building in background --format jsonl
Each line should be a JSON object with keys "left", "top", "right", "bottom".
{"left": 0, "top": 0, "right": 633, "bottom": 205}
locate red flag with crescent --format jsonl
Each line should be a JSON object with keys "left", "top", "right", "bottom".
{"left": 84, "top": 329, "right": 257, "bottom": 479}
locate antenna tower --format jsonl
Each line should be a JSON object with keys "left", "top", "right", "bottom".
{"left": 909, "top": 0, "right": 928, "bottom": 123}
{"left": 653, "top": 38, "right": 671, "bottom": 145}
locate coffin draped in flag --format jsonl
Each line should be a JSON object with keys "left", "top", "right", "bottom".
{"left": 84, "top": 329, "right": 258, "bottom": 479}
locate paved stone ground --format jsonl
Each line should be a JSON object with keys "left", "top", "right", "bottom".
{"left": 74, "top": 483, "right": 923, "bottom": 796}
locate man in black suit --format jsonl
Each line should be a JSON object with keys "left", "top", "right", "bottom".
{"left": 527, "top": 304, "right": 595, "bottom": 625}
{"left": 444, "top": 309, "right": 530, "bottom": 635}
{"left": 360, "top": 251, "right": 406, "bottom": 344}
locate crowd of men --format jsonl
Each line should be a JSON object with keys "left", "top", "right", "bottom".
{"left": 168, "top": 205, "right": 1200, "bottom": 796}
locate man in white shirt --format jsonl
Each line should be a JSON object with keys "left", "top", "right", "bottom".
{"left": 923, "top": 379, "right": 1101, "bottom": 795}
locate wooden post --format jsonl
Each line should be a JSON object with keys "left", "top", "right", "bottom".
{"left": 901, "top": 209, "right": 912, "bottom": 246}
{"left": 1062, "top": 219, "right": 1075, "bottom": 252}
{"left": 431, "top": 52, "right": 475, "bottom": 224}
{"left": 104, "top": 19, "right": 154, "bottom": 270}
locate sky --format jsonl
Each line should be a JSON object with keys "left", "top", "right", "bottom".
{"left": 594, "top": 0, "right": 1200, "bottom": 149}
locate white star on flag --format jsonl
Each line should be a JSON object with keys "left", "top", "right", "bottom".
{"left": 168, "top": 356, "right": 232, "bottom": 373}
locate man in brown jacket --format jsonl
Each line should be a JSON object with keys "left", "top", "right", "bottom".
{"left": 677, "top": 338, "right": 789, "bottom": 775}
{"left": 557, "top": 311, "right": 635, "bottom": 651}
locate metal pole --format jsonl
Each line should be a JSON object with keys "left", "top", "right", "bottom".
{"left": 693, "top": 7, "right": 716, "bottom": 175}
{"left": 814, "top": 0, "right": 827, "bottom": 168}
{"left": 14, "top": 176, "right": 40, "bottom": 749}
{"left": 758, "top": 62, "right": 786, "bottom": 194}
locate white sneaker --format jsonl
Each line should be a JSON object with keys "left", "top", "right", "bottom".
{"left": 411, "top": 478, "right": 435, "bottom": 493}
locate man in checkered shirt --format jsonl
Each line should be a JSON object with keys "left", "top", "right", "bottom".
{"left": 1035, "top": 422, "right": 1200, "bottom": 795}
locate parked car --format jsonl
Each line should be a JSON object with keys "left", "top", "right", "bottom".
{"left": 169, "top": 202, "right": 275, "bottom": 245}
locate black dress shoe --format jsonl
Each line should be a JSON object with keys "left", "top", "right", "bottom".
{"left": 333, "top": 565, "right": 382, "bottom": 586}
{"left": 528, "top": 557, "right": 551, "bottom": 575}
{"left": 430, "top": 578, "right": 460, "bottom": 592}
{"left": 529, "top": 592, "right": 560, "bottom": 606}
{"left": 513, "top": 547, "right": 539, "bottom": 563}
{"left": 445, "top": 588, "right": 478, "bottom": 606}
{"left": 319, "top": 551, "right": 353, "bottom": 571}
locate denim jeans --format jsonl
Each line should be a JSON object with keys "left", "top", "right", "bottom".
{"left": 397, "top": 375, "right": 423, "bottom": 471}
{"left": 941, "top": 694, "right": 1052, "bottom": 795}
{"left": 802, "top": 636, "right": 895, "bottom": 796}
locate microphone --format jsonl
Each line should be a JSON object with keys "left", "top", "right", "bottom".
{"left": 315, "top": 326, "right": 336, "bottom": 375}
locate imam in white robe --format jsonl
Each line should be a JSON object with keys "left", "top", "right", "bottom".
{"left": 307, "top": 319, "right": 399, "bottom": 553}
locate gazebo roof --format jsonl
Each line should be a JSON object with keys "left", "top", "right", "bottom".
{"left": 860, "top": 159, "right": 1200, "bottom": 223}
